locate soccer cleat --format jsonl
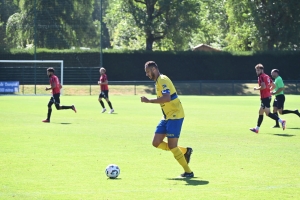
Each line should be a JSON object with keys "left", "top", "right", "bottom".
{"left": 42, "top": 119, "right": 50, "bottom": 123}
{"left": 110, "top": 109, "right": 114, "bottom": 114}
{"left": 101, "top": 108, "right": 107, "bottom": 113}
{"left": 281, "top": 120, "right": 286, "bottom": 130}
{"left": 72, "top": 105, "right": 77, "bottom": 113}
{"left": 184, "top": 147, "right": 193, "bottom": 164}
{"left": 272, "top": 125, "right": 280, "bottom": 128}
{"left": 180, "top": 172, "right": 194, "bottom": 178}
{"left": 249, "top": 128, "right": 259, "bottom": 134}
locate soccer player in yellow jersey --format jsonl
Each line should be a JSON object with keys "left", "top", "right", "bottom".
{"left": 141, "top": 61, "right": 194, "bottom": 178}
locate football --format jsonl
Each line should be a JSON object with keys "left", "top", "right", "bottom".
{"left": 105, "top": 164, "right": 120, "bottom": 179}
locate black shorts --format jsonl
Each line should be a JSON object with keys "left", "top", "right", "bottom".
{"left": 273, "top": 94, "right": 285, "bottom": 109}
{"left": 99, "top": 90, "right": 109, "bottom": 99}
{"left": 261, "top": 96, "right": 271, "bottom": 109}
{"left": 48, "top": 93, "right": 60, "bottom": 107}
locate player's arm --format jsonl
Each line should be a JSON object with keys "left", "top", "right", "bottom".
{"left": 272, "top": 87, "right": 284, "bottom": 95}
{"left": 269, "top": 82, "right": 276, "bottom": 91}
{"left": 254, "top": 82, "right": 266, "bottom": 90}
{"left": 45, "top": 81, "right": 56, "bottom": 91}
{"left": 98, "top": 80, "right": 108, "bottom": 85}
{"left": 141, "top": 93, "right": 171, "bottom": 104}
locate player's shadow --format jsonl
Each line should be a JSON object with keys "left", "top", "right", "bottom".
{"left": 167, "top": 177, "right": 209, "bottom": 186}
{"left": 60, "top": 123, "right": 72, "bottom": 125}
{"left": 286, "top": 127, "right": 300, "bottom": 130}
{"left": 273, "top": 134, "right": 295, "bottom": 137}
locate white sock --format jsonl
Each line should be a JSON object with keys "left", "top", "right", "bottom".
{"left": 278, "top": 119, "right": 283, "bottom": 123}
{"left": 256, "top": 126, "right": 260, "bottom": 130}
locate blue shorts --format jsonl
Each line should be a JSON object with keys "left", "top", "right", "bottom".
{"left": 155, "top": 118, "right": 184, "bottom": 138}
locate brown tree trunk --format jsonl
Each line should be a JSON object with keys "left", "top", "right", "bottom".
{"left": 146, "top": 34, "right": 154, "bottom": 51}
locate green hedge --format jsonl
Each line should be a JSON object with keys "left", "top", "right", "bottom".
{"left": 1, "top": 50, "right": 300, "bottom": 81}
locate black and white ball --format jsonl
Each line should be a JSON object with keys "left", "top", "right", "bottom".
{"left": 105, "top": 164, "right": 120, "bottom": 179}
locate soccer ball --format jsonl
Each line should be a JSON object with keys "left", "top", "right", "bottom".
{"left": 105, "top": 164, "right": 120, "bottom": 179}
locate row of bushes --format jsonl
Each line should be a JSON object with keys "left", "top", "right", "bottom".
{"left": 1, "top": 50, "right": 300, "bottom": 81}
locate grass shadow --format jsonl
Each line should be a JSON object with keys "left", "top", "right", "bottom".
{"left": 273, "top": 134, "right": 295, "bottom": 137}
{"left": 167, "top": 177, "right": 209, "bottom": 186}
{"left": 286, "top": 127, "right": 300, "bottom": 130}
{"left": 60, "top": 123, "right": 72, "bottom": 125}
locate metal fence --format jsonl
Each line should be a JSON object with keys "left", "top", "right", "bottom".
{"left": 1, "top": 80, "right": 299, "bottom": 96}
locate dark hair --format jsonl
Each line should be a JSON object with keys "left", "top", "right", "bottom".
{"left": 255, "top": 64, "right": 264, "bottom": 70}
{"left": 47, "top": 67, "right": 55, "bottom": 73}
{"left": 271, "top": 69, "right": 279, "bottom": 73}
{"left": 145, "top": 61, "right": 158, "bottom": 69}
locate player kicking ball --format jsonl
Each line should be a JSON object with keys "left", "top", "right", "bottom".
{"left": 42, "top": 67, "right": 76, "bottom": 123}
{"left": 141, "top": 61, "right": 193, "bottom": 178}
{"left": 250, "top": 64, "right": 286, "bottom": 133}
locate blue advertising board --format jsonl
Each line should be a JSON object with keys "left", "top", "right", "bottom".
{"left": 0, "top": 81, "right": 19, "bottom": 93}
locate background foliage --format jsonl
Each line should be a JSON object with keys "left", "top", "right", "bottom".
{"left": 1, "top": 0, "right": 300, "bottom": 51}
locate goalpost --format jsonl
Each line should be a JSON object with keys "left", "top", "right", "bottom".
{"left": 0, "top": 60, "right": 63, "bottom": 95}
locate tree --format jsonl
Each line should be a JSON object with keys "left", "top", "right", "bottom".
{"left": 190, "top": 0, "right": 229, "bottom": 50}
{"left": 248, "top": 0, "right": 300, "bottom": 50}
{"left": 225, "top": 0, "right": 258, "bottom": 51}
{"left": 0, "top": 0, "right": 20, "bottom": 50}
{"left": 6, "top": 0, "right": 97, "bottom": 49}
{"left": 225, "top": 0, "right": 300, "bottom": 51}
{"left": 122, "top": 0, "right": 200, "bottom": 51}
{"left": 92, "top": 0, "right": 111, "bottom": 48}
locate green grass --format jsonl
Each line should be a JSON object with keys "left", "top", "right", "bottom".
{"left": 0, "top": 95, "right": 300, "bottom": 200}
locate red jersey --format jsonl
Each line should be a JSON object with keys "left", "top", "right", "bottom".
{"left": 258, "top": 73, "right": 273, "bottom": 99}
{"left": 99, "top": 74, "right": 109, "bottom": 91}
{"left": 49, "top": 75, "right": 61, "bottom": 94}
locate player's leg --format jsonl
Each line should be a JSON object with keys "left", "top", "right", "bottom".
{"left": 104, "top": 98, "right": 114, "bottom": 113}
{"left": 264, "top": 98, "right": 286, "bottom": 130}
{"left": 98, "top": 92, "right": 106, "bottom": 113}
{"left": 168, "top": 137, "right": 193, "bottom": 176}
{"left": 272, "top": 97, "right": 280, "bottom": 128}
{"left": 280, "top": 95, "right": 300, "bottom": 117}
{"left": 104, "top": 91, "right": 114, "bottom": 113}
{"left": 250, "top": 102, "right": 265, "bottom": 133}
{"left": 166, "top": 119, "right": 193, "bottom": 177}
{"left": 43, "top": 97, "right": 54, "bottom": 122}
{"left": 153, "top": 119, "right": 191, "bottom": 156}
{"left": 54, "top": 94, "right": 76, "bottom": 112}
{"left": 152, "top": 120, "right": 167, "bottom": 148}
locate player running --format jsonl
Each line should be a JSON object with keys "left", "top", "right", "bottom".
{"left": 42, "top": 67, "right": 76, "bottom": 123}
{"left": 141, "top": 61, "right": 194, "bottom": 178}
{"left": 98, "top": 67, "right": 114, "bottom": 114}
{"left": 250, "top": 64, "right": 286, "bottom": 133}
{"left": 271, "top": 69, "right": 300, "bottom": 128}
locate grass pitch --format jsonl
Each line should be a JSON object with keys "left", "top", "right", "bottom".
{"left": 0, "top": 95, "right": 300, "bottom": 200}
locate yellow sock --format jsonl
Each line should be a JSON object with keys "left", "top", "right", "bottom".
{"left": 170, "top": 147, "right": 192, "bottom": 173}
{"left": 157, "top": 142, "right": 187, "bottom": 154}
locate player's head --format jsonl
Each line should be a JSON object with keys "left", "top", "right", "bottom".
{"left": 271, "top": 69, "right": 279, "bottom": 79}
{"left": 255, "top": 64, "right": 264, "bottom": 76}
{"left": 47, "top": 67, "right": 55, "bottom": 77}
{"left": 145, "top": 61, "right": 159, "bottom": 81}
{"left": 99, "top": 67, "right": 106, "bottom": 75}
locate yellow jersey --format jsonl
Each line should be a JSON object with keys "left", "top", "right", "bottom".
{"left": 155, "top": 74, "right": 184, "bottom": 120}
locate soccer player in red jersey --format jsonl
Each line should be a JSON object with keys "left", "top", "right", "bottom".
{"left": 250, "top": 64, "right": 286, "bottom": 133}
{"left": 98, "top": 67, "right": 114, "bottom": 114}
{"left": 42, "top": 67, "right": 76, "bottom": 123}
